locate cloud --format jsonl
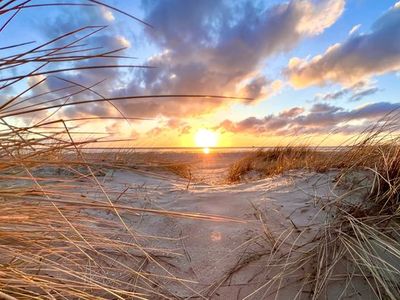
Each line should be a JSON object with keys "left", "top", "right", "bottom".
{"left": 317, "top": 87, "right": 350, "bottom": 101}
{"left": 279, "top": 107, "right": 304, "bottom": 118}
{"left": 349, "top": 87, "right": 379, "bottom": 102}
{"left": 287, "top": 3, "right": 400, "bottom": 87}
{"left": 309, "top": 103, "right": 341, "bottom": 113}
{"left": 238, "top": 76, "right": 283, "bottom": 100}
{"left": 110, "top": 0, "right": 343, "bottom": 118}
{"left": 349, "top": 24, "right": 361, "bottom": 35}
{"left": 218, "top": 102, "right": 400, "bottom": 136}
{"left": 106, "top": 121, "right": 139, "bottom": 138}
{"left": 13, "top": 0, "right": 344, "bottom": 123}
{"left": 166, "top": 118, "right": 192, "bottom": 135}
{"left": 314, "top": 81, "right": 380, "bottom": 102}
{"left": 144, "top": 118, "right": 192, "bottom": 137}
{"left": 18, "top": 5, "right": 134, "bottom": 120}
{"left": 145, "top": 126, "right": 163, "bottom": 137}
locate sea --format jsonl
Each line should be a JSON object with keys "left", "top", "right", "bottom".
{"left": 83, "top": 146, "right": 343, "bottom": 154}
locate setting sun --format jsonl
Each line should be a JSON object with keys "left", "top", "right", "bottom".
{"left": 195, "top": 129, "right": 218, "bottom": 153}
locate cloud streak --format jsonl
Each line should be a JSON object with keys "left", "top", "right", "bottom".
{"left": 314, "top": 81, "right": 380, "bottom": 102}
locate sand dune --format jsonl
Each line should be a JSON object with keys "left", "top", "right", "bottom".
{"left": 2, "top": 151, "right": 394, "bottom": 299}
{"left": 4, "top": 152, "right": 375, "bottom": 299}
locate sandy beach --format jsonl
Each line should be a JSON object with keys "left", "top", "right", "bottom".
{"left": 1, "top": 151, "right": 379, "bottom": 299}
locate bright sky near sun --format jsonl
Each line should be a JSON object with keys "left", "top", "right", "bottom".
{"left": 1, "top": 1, "right": 400, "bottom": 147}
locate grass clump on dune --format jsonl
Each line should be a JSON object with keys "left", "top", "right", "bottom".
{"left": 309, "top": 131, "right": 400, "bottom": 299}
{"left": 243, "top": 117, "right": 400, "bottom": 299}
{"left": 227, "top": 146, "right": 335, "bottom": 182}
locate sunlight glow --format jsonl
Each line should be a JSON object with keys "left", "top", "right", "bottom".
{"left": 195, "top": 129, "right": 218, "bottom": 153}
{"left": 210, "top": 231, "right": 222, "bottom": 242}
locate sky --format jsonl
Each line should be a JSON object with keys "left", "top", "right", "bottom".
{"left": 1, "top": 0, "right": 400, "bottom": 147}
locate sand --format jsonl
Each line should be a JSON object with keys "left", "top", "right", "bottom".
{"left": 2, "top": 152, "right": 377, "bottom": 299}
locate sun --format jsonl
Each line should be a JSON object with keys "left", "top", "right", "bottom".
{"left": 195, "top": 129, "right": 218, "bottom": 153}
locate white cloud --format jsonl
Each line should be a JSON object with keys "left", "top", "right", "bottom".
{"left": 349, "top": 24, "right": 361, "bottom": 35}
{"left": 287, "top": 3, "right": 400, "bottom": 87}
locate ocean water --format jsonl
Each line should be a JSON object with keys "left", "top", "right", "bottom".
{"left": 84, "top": 146, "right": 343, "bottom": 154}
